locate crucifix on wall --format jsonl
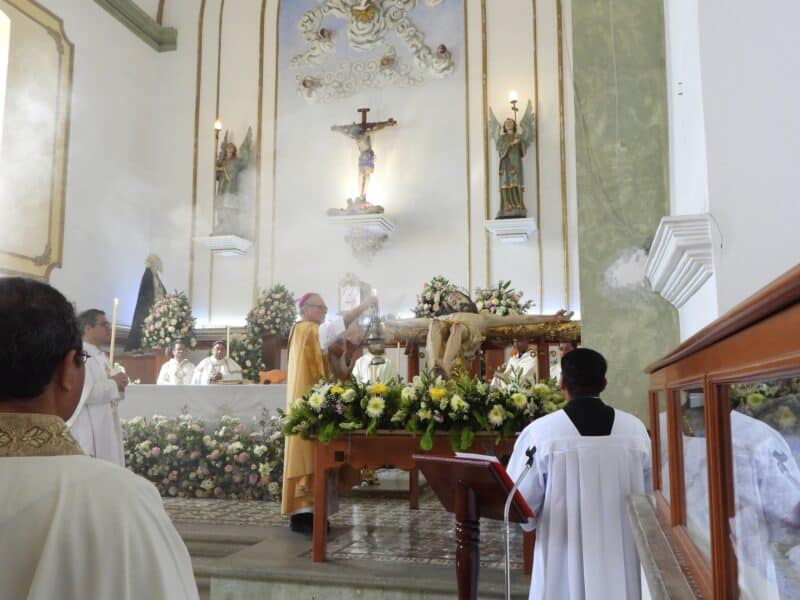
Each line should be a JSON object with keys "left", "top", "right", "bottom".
{"left": 330, "top": 107, "right": 397, "bottom": 213}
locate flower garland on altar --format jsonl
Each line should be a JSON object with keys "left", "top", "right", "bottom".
{"left": 474, "top": 280, "right": 533, "bottom": 316}
{"left": 228, "top": 335, "right": 263, "bottom": 382}
{"left": 282, "top": 372, "right": 565, "bottom": 451}
{"left": 141, "top": 291, "right": 197, "bottom": 350}
{"left": 123, "top": 413, "right": 284, "bottom": 501}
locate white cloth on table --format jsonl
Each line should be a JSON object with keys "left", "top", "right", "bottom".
{"left": 0, "top": 454, "right": 198, "bottom": 600}
{"left": 507, "top": 408, "right": 651, "bottom": 600}
{"left": 191, "top": 356, "right": 243, "bottom": 384}
{"left": 69, "top": 342, "right": 125, "bottom": 466}
{"left": 352, "top": 351, "right": 391, "bottom": 383}
{"left": 157, "top": 358, "right": 196, "bottom": 385}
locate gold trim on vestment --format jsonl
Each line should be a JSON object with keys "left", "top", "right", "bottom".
{"left": 0, "top": 413, "right": 83, "bottom": 457}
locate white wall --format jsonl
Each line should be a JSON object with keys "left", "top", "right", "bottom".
{"left": 36, "top": 0, "right": 162, "bottom": 323}
{"left": 663, "top": 0, "right": 800, "bottom": 338}
{"left": 697, "top": 0, "right": 800, "bottom": 314}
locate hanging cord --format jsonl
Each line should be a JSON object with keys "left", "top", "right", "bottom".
{"left": 504, "top": 446, "right": 536, "bottom": 600}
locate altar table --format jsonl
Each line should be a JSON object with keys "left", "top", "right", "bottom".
{"left": 311, "top": 432, "right": 534, "bottom": 574}
{"left": 119, "top": 384, "right": 287, "bottom": 423}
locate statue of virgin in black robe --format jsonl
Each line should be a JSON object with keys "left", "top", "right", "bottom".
{"left": 125, "top": 255, "right": 167, "bottom": 352}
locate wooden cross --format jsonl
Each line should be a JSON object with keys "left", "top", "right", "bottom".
{"left": 358, "top": 107, "right": 370, "bottom": 127}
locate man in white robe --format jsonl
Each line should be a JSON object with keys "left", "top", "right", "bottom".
{"left": 352, "top": 349, "right": 392, "bottom": 383}
{"left": 157, "top": 341, "right": 196, "bottom": 385}
{"left": 491, "top": 339, "right": 537, "bottom": 389}
{"left": 69, "top": 308, "right": 128, "bottom": 465}
{"left": 192, "top": 340, "right": 243, "bottom": 384}
{"left": 507, "top": 347, "right": 651, "bottom": 600}
{"left": 0, "top": 277, "right": 198, "bottom": 600}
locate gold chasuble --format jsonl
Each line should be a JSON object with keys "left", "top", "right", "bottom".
{"left": 281, "top": 321, "right": 328, "bottom": 516}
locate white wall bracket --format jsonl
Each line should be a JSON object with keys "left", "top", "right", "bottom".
{"left": 327, "top": 213, "right": 395, "bottom": 265}
{"left": 645, "top": 213, "right": 714, "bottom": 308}
{"left": 484, "top": 218, "right": 538, "bottom": 244}
{"left": 195, "top": 234, "right": 252, "bottom": 257}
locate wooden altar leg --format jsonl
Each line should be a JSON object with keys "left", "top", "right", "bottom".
{"left": 408, "top": 466, "right": 419, "bottom": 510}
{"left": 454, "top": 482, "right": 480, "bottom": 600}
{"left": 312, "top": 444, "right": 329, "bottom": 562}
{"left": 523, "top": 530, "right": 535, "bottom": 575}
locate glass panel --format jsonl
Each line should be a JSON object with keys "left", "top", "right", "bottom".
{"left": 680, "top": 388, "right": 711, "bottom": 561}
{"left": 729, "top": 376, "right": 800, "bottom": 599}
{"left": 657, "top": 390, "right": 669, "bottom": 503}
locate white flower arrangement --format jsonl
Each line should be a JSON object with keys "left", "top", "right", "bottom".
{"left": 412, "top": 275, "right": 460, "bottom": 318}
{"left": 247, "top": 284, "right": 297, "bottom": 338}
{"left": 142, "top": 292, "right": 197, "bottom": 350}
{"left": 473, "top": 280, "right": 533, "bottom": 316}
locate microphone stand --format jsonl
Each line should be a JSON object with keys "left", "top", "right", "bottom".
{"left": 504, "top": 446, "right": 536, "bottom": 600}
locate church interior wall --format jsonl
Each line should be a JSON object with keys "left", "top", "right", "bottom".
{"left": 695, "top": 0, "right": 800, "bottom": 316}
{"left": 571, "top": 0, "right": 679, "bottom": 420}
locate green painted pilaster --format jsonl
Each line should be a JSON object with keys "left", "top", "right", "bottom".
{"left": 570, "top": 0, "right": 679, "bottom": 420}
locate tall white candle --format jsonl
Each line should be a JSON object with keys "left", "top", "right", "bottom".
{"left": 226, "top": 325, "right": 231, "bottom": 355}
{"left": 396, "top": 342, "right": 401, "bottom": 379}
{"left": 109, "top": 298, "right": 119, "bottom": 366}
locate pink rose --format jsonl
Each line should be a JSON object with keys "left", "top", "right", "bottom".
{"left": 150, "top": 447, "right": 161, "bottom": 457}
{"left": 176, "top": 450, "right": 185, "bottom": 459}
{"left": 190, "top": 450, "right": 201, "bottom": 460}
{"left": 168, "top": 486, "right": 177, "bottom": 496}
{"left": 214, "top": 486, "right": 224, "bottom": 497}
{"left": 236, "top": 452, "right": 250, "bottom": 464}
{"left": 248, "top": 473, "right": 259, "bottom": 485}
{"left": 224, "top": 464, "right": 234, "bottom": 473}
{"left": 209, "top": 450, "right": 220, "bottom": 460}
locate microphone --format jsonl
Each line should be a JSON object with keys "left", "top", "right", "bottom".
{"left": 504, "top": 446, "right": 536, "bottom": 600}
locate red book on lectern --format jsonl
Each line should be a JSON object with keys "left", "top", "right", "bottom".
{"left": 414, "top": 454, "right": 535, "bottom": 523}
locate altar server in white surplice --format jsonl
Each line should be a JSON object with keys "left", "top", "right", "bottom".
{"left": 352, "top": 349, "right": 391, "bottom": 383}
{"left": 158, "top": 341, "right": 196, "bottom": 385}
{"left": 192, "top": 340, "right": 243, "bottom": 384}
{"left": 507, "top": 348, "right": 651, "bottom": 600}
{"left": 69, "top": 308, "right": 128, "bottom": 465}
{"left": 0, "top": 278, "right": 198, "bottom": 600}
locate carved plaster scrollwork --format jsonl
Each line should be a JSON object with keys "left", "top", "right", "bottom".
{"left": 291, "top": 0, "right": 456, "bottom": 103}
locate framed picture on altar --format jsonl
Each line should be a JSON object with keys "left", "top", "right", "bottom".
{"left": 338, "top": 273, "right": 371, "bottom": 313}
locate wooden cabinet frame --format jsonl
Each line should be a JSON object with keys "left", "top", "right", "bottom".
{"left": 645, "top": 264, "right": 800, "bottom": 599}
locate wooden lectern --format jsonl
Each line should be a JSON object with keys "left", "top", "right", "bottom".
{"left": 414, "top": 454, "right": 535, "bottom": 600}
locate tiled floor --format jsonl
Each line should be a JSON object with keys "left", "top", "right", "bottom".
{"left": 165, "top": 487, "right": 525, "bottom": 570}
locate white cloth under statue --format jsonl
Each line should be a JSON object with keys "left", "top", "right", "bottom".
{"left": 192, "top": 357, "right": 243, "bottom": 384}
{"left": 353, "top": 351, "right": 391, "bottom": 383}
{"left": 157, "top": 358, "right": 196, "bottom": 385}
{"left": 507, "top": 409, "right": 651, "bottom": 600}
{"left": 0, "top": 413, "right": 198, "bottom": 600}
{"left": 69, "top": 342, "right": 125, "bottom": 465}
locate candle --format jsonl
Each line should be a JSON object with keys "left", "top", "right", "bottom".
{"left": 214, "top": 118, "right": 223, "bottom": 131}
{"left": 226, "top": 325, "right": 231, "bottom": 355}
{"left": 508, "top": 89, "right": 519, "bottom": 103}
{"left": 396, "top": 341, "right": 401, "bottom": 379}
{"left": 109, "top": 298, "right": 119, "bottom": 367}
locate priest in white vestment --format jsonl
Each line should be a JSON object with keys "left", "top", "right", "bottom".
{"left": 157, "top": 341, "right": 196, "bottom": 385}
{"left": 192, "top": 340, "right": 243, "bottom": 384}
{"left": 491, "top": 339, "right": 537, "bottom": 389}
{"left": 507, "top": 348, "right": 651, "bottom": 600}
{"left": 0, "top": 277, "right": 198, "bottom": 600}
{"left": 69, "top": 308, "right": 128, "bottom": 465}
{"left": 352, "top": 349, "right": 392, "bottom": 383}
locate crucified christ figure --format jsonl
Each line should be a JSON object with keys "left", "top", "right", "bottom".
{"left": 331, "top": 107, "right": 396, "bottom": 211}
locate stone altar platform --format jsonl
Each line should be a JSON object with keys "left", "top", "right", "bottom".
{"left": 166, "top": 488, "right": 530, "bottom": 599}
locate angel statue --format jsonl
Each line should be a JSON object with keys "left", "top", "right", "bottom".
{"left": 489, "top": 100, "right": 535, "bottom": 219}
{"left": 214, "top": 127, "right": 253, "bottom": 234}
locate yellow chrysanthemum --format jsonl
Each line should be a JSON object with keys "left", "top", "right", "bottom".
{"left": 488, "top": 404, "right": 506, "bottom": 426}
{"left": 429, "top": 386, "right": 447, "bottom": 401}
{"left": 330, "top": 385, "right": 345, "bottom": 395}
{"left": 366, "top": 396, "right": 386, "bottom": 418}
{"left": 368, "top": 383, "right": 389, "bottom": 395}
{"left": 510, "top": 392, "right": 527, "bottom": 409}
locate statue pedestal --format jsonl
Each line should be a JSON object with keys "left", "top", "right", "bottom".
{"left": 483, "top": 217, "right": 537, "bottom": 244}
{"left": 327, "top": 213, "right": 395, "bottom": 264}
{"left": 195, "top": 234, "right": 252, "bottom": 256}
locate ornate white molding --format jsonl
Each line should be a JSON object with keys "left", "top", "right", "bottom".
{"left": 195, "top": 235, "right": 252, "bottom": 257}
{"left": 484, "top": 218, "right": 538, "bottom": 244}
{"left": 327, "top": 213, "right": 395, "bottom": 265}
{"left": 645, "top": 214, "right": 714, "bottom": 309}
